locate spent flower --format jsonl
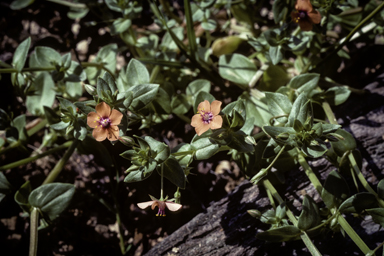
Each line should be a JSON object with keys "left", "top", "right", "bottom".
{"left": 291, "top": 0, "right": 321, "bottom": 31}
{"left": 87, "top": 102, "right": 123, "bottom": 142}
{"left": 191, "top": 100, "right": 223, "bottom": 136}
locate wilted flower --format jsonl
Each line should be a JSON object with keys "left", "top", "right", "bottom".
{"left": 191, "top": 100, "right": 223, "bottom": 136}
{"left": 87, "top": 102, "right": 123, "bottom": 142}
{"left": 291, "top": 0, "right": 321, "bottom": 31}
{"left": 137, "top": 196, "right": 182, "bottom": 216}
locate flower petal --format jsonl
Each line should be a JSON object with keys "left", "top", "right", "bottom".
{"left": 92, "top": 126, "right": 108, "bottom": 141}
{"left": 295, "top": 0, "right": 312, "bottom": 12}
{"left": 87, "top": 112, "right": 100, "bottom": 128}
{"left": 110, "top": 109, "right": 123, "bottom": 125}
{"left": 299, "top": 20, "right": 313, "bottom": 31}
{"left": 96, "top": 102, "right": 111, "bottom": 118}
{"left": 308, "top": 10, "right": 321, "bottom": 24}
{"left": 210, "top": 115, "right": 223, "bottom": 130}
{"left": 165, "top": 202, "right": 182, "bottom": 212}
{"left": 195, "top": 122, "right": 210, "bottom": 136}
{"left": 197, "top": 100, "right": 210, "bottom": 113}
{"left": 191, "top": 114, "right": 202, "bottom": 128}
{"left": 210, "top": 100, "right": 222, "bottom": 115}
{"left": 137, "top": 201, "right": 154, "bottom": 209}
{"left": 107, "top": 126, "right": 120, "bottom": 141}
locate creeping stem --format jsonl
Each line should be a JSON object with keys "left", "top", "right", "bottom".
{"left": 29, "top": 207, "right": 39, "bottom": 256}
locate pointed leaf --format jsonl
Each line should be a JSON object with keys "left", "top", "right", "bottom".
{"left": 298, "top": 195, "right": 321, "bottom": 230}
{"left": 321, "top": 170, "right": 350, "bottom": 209}
{"left": 256, "top": 226, "right": 302, "bottom": 242}
{"left": 160, "top": 157, "right": 186, "bottom": 189}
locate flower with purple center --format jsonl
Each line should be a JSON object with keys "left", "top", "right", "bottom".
{"left": 87, "top": 102, "right": 123, "bottom": 142}
{"left": 137, "top": 195, "right": 182, "bottom": 217}
{"left": 291, "top": 0, "right": 321, "bottom": 31}
{"left": 191, "top": 100, "right": 223, "bottom": 136}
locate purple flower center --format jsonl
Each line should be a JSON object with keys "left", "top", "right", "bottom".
{"left": 299, "top": 10, "right": 307, "bottom": 19}
{"left": 200, "top": 111, "right": 213, "bottom": 124}
{"left": 98, "top": 117, "right": 111, "bottom": 128}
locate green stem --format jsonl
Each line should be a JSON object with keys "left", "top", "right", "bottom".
{"left": 160, "top": 164, "right": 164, "bottom": 200}
{"left": 149, "top": 65, "right": 161, "bottom": 83}
{"left": 322, "top": 101, "right": 338, "bottom": 125}
{"left": 348, "top": 153, "right": 384, "bottom": 207}
{"left": 0, "top": 141, "right": 21, "bottom": 156}
{"left": 337, "top": 213, "right": 372, "bottom": 255}
{"left": 80, "top": 62, "right": 115, "bottom": 78}
{"left": 29, "top": 207, "right": 39, "bottom": 256}
{"left": 42, "top": 140, "right": 79, "bottom": 184}
{"left": 297, "top": 152, "right": 322, "bottom": 194}
{"left": 0, "top": 67, "right": 55, "bottom": 73}
{"left": 0, "top": 141, "right": 72, "bottom": 171}
{"left": 315, "top": 1, "right": 384, "bottom": 70}
{"left": 27, "top": 119, "right": 48, "bottom": 137}
{"left": 262, "top": 179, "right": 322, "bottom": 256}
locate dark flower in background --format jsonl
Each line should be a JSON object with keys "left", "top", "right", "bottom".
{"left": 291, "top": 0, "right": 321, "bottom": 31}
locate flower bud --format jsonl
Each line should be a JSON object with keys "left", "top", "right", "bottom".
{"left": 247, "top": 209, "right": 261, "bottom": 218}
{"left": 84, "top": 83, "right": 97, "bottom": 96}
{"left": 118, "top": 136, "right": 135, "bottom": 147}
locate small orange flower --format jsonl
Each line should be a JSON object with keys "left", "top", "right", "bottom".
{"left": 137, "top": 199, "right": 182, "bottom": 216}
{"left": 291, "top": 0, "right": 321, "bottom": 31}
{"left": 191, "top": 100, "right": 223, "bottom": 136}
{"left": 87, "top": 102, "right": 123, "bottom": 142}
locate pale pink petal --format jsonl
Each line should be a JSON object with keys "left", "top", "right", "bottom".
{"left": 110, "top": 109, "right": 123, "bottom": 125}
{"left": 92, "top": 126, "right": 108, "bottom": 141}
{"left": 308, "top": 10, "right": 321, "bottom": 24}
{"left": 137, "top": 201, "right": 154, "bottom": 209}
{"left": 107, "top": 126, "right": 120, "bottom": 141}
{"left": 197, "top": 100, "right": 210, "bottom": 113}
{"left": 210, "top": 100, "right": 222, "bottom": 115}
{"left": 191, "top": 114, "right": 202, "bottom": 128}
{"left": 165, "top": 202, "right": 182, "bottom": 212}
{"left": 210, "top": 115, "right": 223, "bottom": 130}
{"left": 195, "top": 123, "right": 210, "bottom": 136}
{"left": 96, "top": 102, "right": 111, "bottom": 118}
{"left": 87, "top": 112, "right": 100, "bottom": 128}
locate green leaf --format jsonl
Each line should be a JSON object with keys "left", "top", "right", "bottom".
{"left": 124, "top": 166, "right": 152, "bottom": 183}
{"left": 73, "top": 119, "right": 87, "bottom": 141}
{"left": 262, "top": 126, "right": 296, "bottom": 145}
{"left": 321, "top": 170, "right": 350, "bottom": 209}
{"left": 378, "top": 179, "right": 384, "bottom": 200}
{"left": 152, "top": 87, "right": 172, "bottom": 114}
{"left": 10, "top": 0, "right": 34, "bottom": 10}
{"left": 289, "top": 73, "right": 320, "bottom": 95}
{"left": 259, "top": 65, "right": 290, "bottom": 92}
{"left": 228, "top": 130, "right": 254, "bottom": 153}
{"left": 265, "top": 92, "right": 292, "bottom": 124}
{"left": 14, "top": 180, "right": 32, "bottom": 213}
{"left": 0, "top": 172, "right": 12, "bottom": 202}
{"left": 26, "top": 72, "right": 56, "bottom": 116}
{"left": 34, "top": 46, "right": 61, "bottom": 67}
{"left": 366, "top": 208, "right": 384, "bottom": 228}
{"left": 77, "top": 136, "right": 113, "bottom": 168}
{"left": 269, "top": 46, "right": 283, "bottom": 65}
{"left": 57, "top": 97, "right": 77, "bottom": 116}
{"left": 29, "top": 183, "right": 75, "bottom": 221}
{"left": 126, "top": 59, "right": 150, "bottom": 87}
{"left": 144, "top": 136, "right": 170, "bottom": 164}
{"left": 239, "top": 91, "right": 272, "bottom": 127}
{"left": 330, "top": 129, "right": 357, "bottom": 157}
{"left": 218, "top": 54, "right": 257, "bottom": 89}
{"left": 256, "top": 226, "right": 302, "bottom": 242}
{"left": 201, "top": 19, "right": 217, "bottom": 30}
{"left": 338, "top": 192, "right": 377, "bottom": 214}
{"left": 12, "top": 114, "right": 28, "bottom": 144}
{"left": 191, "top": 134, "right": 219, "bottom": 160}
{"left": 111, "top": 18, "right": 131, "bottom": 35}
{"left": 302, "top": 139, "right": 328, "bottom": 158}
{"left": 287, "top": 93, "right": 309, "bottom": 128}
{"left": 130, "top": 84, "right": 160, "bottom": 111}
{"left": 298, "top": 195, "right": 321, "bottom": 230}
{"left": 171, "top": 143, "right": 193, "bottom": 167}
{"left": 102, "top": 72, "right": 118, "bottom": 94}
{"left": 323, "top": 87, "right": 351, "bottom": 106}
{"left": 161, "top": 157, "right": 186, "bottom": 189}
{"left": 171, "top": 94, "right": 191, "bottom": 115}
{"left": 105, "top": 0, "right": 121, "bottom": 12}
{"left": 276, "top": 202, "right": 287, "bottom": 220}
{"left": 186, "top": 79, "right": 211, "bottom": 96}
{"left": 272, "top": 0, "right": 288, "bottom": 23}
{"left": 12, "top": 37, "right": 31, "bottom": 71}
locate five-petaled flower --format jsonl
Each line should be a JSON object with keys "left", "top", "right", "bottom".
{"left": 87, "top": 102, "right": 123, "bottom": 142}
{"left": 291, "top": 0, "right": 321, "bottom": 31}
{"left": 137, "top": 198, "right": 182, "bottom": 217}
{"left": 191, "top": 100, "right": 223, "bottom": 136}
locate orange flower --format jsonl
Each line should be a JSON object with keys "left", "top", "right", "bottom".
{"left": 191, "top": 100, "right": 223, "bottom": 136}
{"left": 137, "top": 200, "right": 182, "bottom": 216}
{"left": 291, "top": 0, "right": 321, "bottom": 31}
{"left": 87, "top": 102, "right": 123, "bottom": 142}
